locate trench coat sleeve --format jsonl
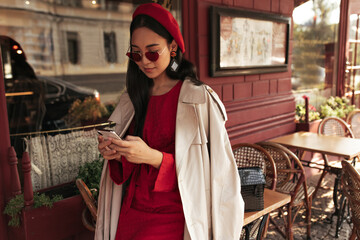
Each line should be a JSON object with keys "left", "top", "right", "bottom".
{"left": 206, "top": 88, "right": 244, "bottom": 240}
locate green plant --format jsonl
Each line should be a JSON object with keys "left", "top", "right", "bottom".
{"left": 104, "top": 102, "right": 116, "bottom": 116}
{"left": 295, "top": 103, "right": 321, "bottom": 123}
{"left": 4, "top": 193, "right": 63, "bottom": 227}
{"left": 320, "top": 96, "right": 355, "bottom": 119}
{"left": 76, "top": 156, "right": 104, "bottom": 200}
{"left": 67, "top": 97, "right": 109, "bottom": 123}
{"left": 295, "top": 95, "right": 321, "bottom": 123}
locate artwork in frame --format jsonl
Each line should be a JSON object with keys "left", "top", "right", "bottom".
{"left": 209, "top": 6, "right": 291, "bottom": 77}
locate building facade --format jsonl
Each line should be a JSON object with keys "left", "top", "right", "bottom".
{"left": 0, "top": 0, "right": 354, "bottom": 239}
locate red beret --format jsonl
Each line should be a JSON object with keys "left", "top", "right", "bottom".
{"left": 133, "top": 3, "right": 185, "bottom": 53}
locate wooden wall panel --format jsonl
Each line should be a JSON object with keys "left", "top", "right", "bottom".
{"left": 254, "top": 0, "right": 271, "bottom": 11}
{"left": 184, "top": 0, "right": 296, "bottom": 144}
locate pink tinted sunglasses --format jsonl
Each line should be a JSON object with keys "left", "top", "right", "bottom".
{"left": 126, "top": 47, "right": 166, "bottom": 62}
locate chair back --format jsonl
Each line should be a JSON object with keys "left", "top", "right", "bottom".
{"left": 76, "top": 179, "right": 97, "bottom": 231}
{"left": 232, "top": 143, "right": 277, "bottom": 190}
{"left": 346, "top": 109, "right": 360, "bottom": 138}
{"left": 318, "top": 117, "right": 354, "bottom": 138}
{"left": 257, "top": 142, "right": 312, "bottom": 203}
{"left": 341, "top": 160, "right": 360, "bottom": 239}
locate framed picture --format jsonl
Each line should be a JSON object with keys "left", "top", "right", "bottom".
{"left": 209, "top": 6, "right": 291, "bottom": 77}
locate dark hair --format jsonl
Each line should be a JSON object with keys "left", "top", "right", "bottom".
{"left": 126, "top": 14, "right": 202, "bottom": 137}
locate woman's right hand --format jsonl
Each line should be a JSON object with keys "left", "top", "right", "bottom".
{"left": 98, "top": 135, "right": 121, "bottom": 161}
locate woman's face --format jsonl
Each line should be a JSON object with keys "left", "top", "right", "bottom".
{"left": 131, "top": 27, "right": 171, "bottom": 80}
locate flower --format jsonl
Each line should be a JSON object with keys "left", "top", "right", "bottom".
{"left": 295, "top": 103, "right": 320, "bottom": 123}
{"left": 302, "top": 95, "right": 309, "bottom": 100}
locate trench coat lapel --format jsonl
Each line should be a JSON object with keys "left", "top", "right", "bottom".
{"left": 108, "top": 92, "right": 135, "bottom": 137}
{"left": 175, "top": 80, "right": 206, "bottom": 176}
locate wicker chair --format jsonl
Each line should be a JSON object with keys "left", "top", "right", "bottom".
{"left": 232, "top": 143, "right": 277, "bottom": 240}
{"left": 317, "top": 116, "right": 358, "bottom": 236}
{"left": 257, "top": 141, "right": 314, "bottom": 240}
{"left": 317, "top": 116, "right": 355, "bottom": 190}
{"left": 341, "top": 160, "right": 360, "bottom": 240}
{"left": 346, "top": 109, "right": 360, "bottom": 138}
{"left": 76, "top": 179, "right": 97, "bottom": 231}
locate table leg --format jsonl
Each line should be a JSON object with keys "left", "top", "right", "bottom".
{"left": 256, "top": 214, "right": 269, "bottom": 240}
{"left": 335, "top": 195, "right": 347, "bottom": 238}
{"left": 312, "top": 168, "right": 328, "bottom": 200}
{"left": 244, "top": 224, "right": 251, "bottom": 240}
{"left": 287, "top": 204, "right": 293, "bottom": 240}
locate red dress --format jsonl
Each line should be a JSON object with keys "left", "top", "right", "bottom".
{"left": 108, "top": 80, "right": 185, "bottom": 240}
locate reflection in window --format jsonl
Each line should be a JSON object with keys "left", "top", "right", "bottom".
{"left": 1, "top": 1, "right": 182, "bottom": 172}
{"left": 104, "top": 32, "right": 117, "bottom": 63}
{"left": 55, "top": 0, "right": 82, "bottom": 7}
{"left": 292, "top": 0, "right": 340, "bottom": 108}
{"left": 67, "top": 32, "right": 79, "bottom": 64}
{"left": 0, "top": 43, "right": 13, "bottom": 79}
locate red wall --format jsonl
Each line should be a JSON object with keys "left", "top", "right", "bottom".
{"left": 183, "top": 0, "right": 296, "bottom": 144}
{"left": 0, "top": 46, "right": 11, "bottom": 239}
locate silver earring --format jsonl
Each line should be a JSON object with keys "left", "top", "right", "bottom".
{"left": 170, "top": 51, "right": 179, "bottom": 72}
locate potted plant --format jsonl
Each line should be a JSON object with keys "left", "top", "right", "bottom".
{"left": 4, "top": 152, "right": 104, "bottom": 239}
{"left": 76, "top": 156, "right": 104, "bottom": 201}
{"left": 66, "top": 97, "right": 110, "bottom": 126}
{"left": 319, "top": 96, "right": 355, "bottom": 119}
{"left": 295, "top": 95, "right": 356, "bottom": 132}
{"left": 295, "top": 95, "right": 321, "bottom": 132}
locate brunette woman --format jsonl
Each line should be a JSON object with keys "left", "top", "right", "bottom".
{"left": 96, "top": 3, "right": 244, "bottom": 240}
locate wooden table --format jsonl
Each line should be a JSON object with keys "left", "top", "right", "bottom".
{"left": 269, "top": 131, "right": 360, "bottom": 197}
{"left": 243, "top": 189, "right": 291, "bottom": 239}
{"left": 269, "top": 131, "right": 360, "bottom": 160}
{"left": 269, "top": 131, "right": 360, "bottom": 237}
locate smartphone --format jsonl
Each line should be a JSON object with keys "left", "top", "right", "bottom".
{"left": 97, "top": 129, "right": 122, "bottom": 140}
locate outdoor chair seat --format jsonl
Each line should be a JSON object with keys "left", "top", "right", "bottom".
{"left": 278, "top": 182, "right": 315, "bottom": 205}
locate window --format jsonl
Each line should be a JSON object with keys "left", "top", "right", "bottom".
{"left": 1, "top": 1, "right": 182, "bottom": 189}
{"left": 104, "top": 32, "right": 117, "bottom": 63}
{"left": 66, "top": 32, "right": 79, "bottom": 64}
{"left": 56, "top": 0, "right": 82, "bottom": 8}
{"left": 292, "top": 0, "right": 341, "bottom": 108}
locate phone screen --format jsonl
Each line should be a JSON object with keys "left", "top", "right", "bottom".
{"left": 97, "top": 130, "right": 121, "bottom": 140}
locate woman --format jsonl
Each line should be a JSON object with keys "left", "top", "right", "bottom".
{"left": 96, "top": 3, "right": 244, "bottom": 240}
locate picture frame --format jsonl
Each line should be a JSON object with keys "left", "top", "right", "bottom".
{"left": 209, "top": 6, "right": 291, "bottom": 77}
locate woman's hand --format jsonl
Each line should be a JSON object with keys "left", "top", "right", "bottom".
{"left": 108, "top": 135, "right": 163, "bottom": 169}
{"left": 98, "top": 135, "right": 121, "bottom": 161}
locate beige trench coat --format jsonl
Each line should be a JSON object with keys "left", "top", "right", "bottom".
{"left": 95, "top": 79, "right": 244, "bottom": 240}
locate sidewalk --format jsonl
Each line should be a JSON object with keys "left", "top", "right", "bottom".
{"left": 264, "top": 170, "right": 353, "bottom": 240}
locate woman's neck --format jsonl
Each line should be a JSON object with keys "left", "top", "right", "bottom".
{"left": 151, "top": 76, "right": 179, "bottom": 96}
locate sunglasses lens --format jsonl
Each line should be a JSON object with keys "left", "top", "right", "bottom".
{"left": 126, "top": 52, "right": 142, "bottom": 62}
{"left": 145, "top": 52, "right": 159, "bottom": 62}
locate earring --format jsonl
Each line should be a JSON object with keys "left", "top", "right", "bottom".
{"left": 170, "top": 51, "right": 179, "bottom": 72}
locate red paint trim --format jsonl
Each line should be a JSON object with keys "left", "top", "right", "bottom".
{"left": 0, "top": 44, "right": 11, "bottom": 239}
{"left": 182, "top": 0, "right": 199, "bottom": 74}
{"left": 337, "top": 0, "right": 350, "bottom": 97}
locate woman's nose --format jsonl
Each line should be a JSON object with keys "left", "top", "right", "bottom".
{"left": 141, "top": 54, "right": 151, "bottom": 64}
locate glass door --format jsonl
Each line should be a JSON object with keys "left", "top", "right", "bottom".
{"left": 346, "top": 13, "right": 360, "bottom": 107}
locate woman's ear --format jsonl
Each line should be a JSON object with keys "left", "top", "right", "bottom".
{"left": 170, "top": 40, "right": 178, "bottom": 52}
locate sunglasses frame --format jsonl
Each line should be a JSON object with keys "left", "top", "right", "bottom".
{"left": 126, "top": 46, "right": 167, "bottom": 62}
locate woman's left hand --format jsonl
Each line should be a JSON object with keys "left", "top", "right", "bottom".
{"left": 108, "top": 135, "right": 163, "bottom": 169}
